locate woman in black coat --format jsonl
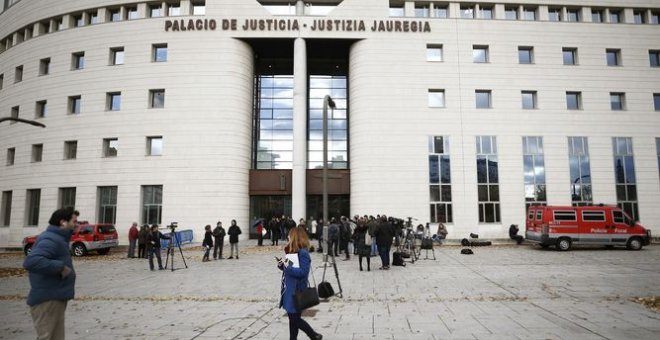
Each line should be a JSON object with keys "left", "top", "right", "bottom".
{"left": 202, "top": 225, "right": 213, "bottom": 262}
{"left": 354, "top": 221, "right": 372, "bottom": 271}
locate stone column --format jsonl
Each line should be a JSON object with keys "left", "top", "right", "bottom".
{"left": 292, "top": 37, "right": 307, "bottom": 221}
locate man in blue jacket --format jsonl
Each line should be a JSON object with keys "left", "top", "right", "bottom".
{"left": 23, "top": 207, "right": 78, "bottom": 340}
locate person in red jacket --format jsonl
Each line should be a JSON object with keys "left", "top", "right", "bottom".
{"left": 127, "top": 222, "right": 138, "bottom": 258}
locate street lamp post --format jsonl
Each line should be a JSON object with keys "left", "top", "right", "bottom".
{"left": 0, "top": 117, "right": 46, "bottom": 128}
{"left": 322, "top": 95, "right": 336, "bottom": 251}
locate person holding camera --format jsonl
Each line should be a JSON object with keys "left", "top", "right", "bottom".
{"left": 202, "top": 225, "right": 213, "bottom": 262}
{"left": 227, "top": 220, "right": 241, "bottom": 259}
{"left": 147, "top": 224, "right": 170, "bottom": 271}
{"left": 213, "top": 221, "right": 226, "bottom": 260}
{"left": 277, "top": 228, "right": 323, "bottom": 340}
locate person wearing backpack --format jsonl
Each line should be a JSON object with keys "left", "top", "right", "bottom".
{"left": 354, "top": 218, "right": 372, "bottom": 271}
{"left": 212, "top": 221, "right": 226, "bottom": 260}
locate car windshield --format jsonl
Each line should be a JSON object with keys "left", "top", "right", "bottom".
{"left": 98, "top": 225, "right": 116, "bottom": 233}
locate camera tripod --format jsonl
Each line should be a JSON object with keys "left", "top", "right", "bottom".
{"left": 320, "top": 225, "right": 343, "bottom": 298}
{"left": 164, "top": 226, "right": 188, "bottom": 272}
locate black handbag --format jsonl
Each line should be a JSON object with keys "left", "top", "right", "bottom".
{"left": 317, "top": 281, "right": 335, "bottom": 299}
{"left": 294, "top": 262, "right": 319, "bottom": 310}
{"left": 421, "top": 238, "right": 433, "bottom": 250}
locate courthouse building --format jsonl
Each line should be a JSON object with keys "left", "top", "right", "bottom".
{"left": 1, "top": 0, "right": 659, "bottom": 247}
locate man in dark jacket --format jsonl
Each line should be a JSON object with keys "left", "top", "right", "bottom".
{"left": 374, "top": 216, "right": 394, "bottom": 270}
{"left": 339, "top": 217, "right": 351, "bottom": 260}
{"left": 147, "top": 224, "right": 170, "bottom": 270}
{"left": 328, "top": 218, "right": 340, "bottom": 256}
{"left": 212, "top": 221, "right": 225, "bottom": 260}
{"left": 227, "top": 220, "right": 242, "bottom": 259}
{"left": 23, "top": 207, "right": 78, "bottom": 340}
{"left": 509, "top": 224, "right": 524, "bottom": 245}
{"left": 202, "top": 225, "right": 213, "bottom": 262}
{"left": 127, "top": 222, "right": 138, "bottom": 258}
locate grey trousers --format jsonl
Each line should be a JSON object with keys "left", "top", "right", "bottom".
{"left": 30, "top": 300, "right": 67, "bottom": 340}
{"left": 230, "top": 243, "right": 239, "bottom": 257}
{"left": 128, "top": 239, "right": 137, "bottom": 258}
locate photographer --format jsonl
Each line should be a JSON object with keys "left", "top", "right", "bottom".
{"left": 147, "top": 224, "right": 170, "bottom": 271}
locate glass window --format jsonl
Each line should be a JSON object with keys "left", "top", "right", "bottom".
{"left": 433, "top": 6, "right": 447, "bottom": 18}
{"left": 612, "top": 137, "right": 638, "bottom": 221}
{"left": 150, "top": 5, "right": 162, "bottom": 17}
{"left": 64, "top": 141, "right": 77, "bottom": 160}
{"left": 473, "top": 45, "right": 488, "bottom": 63}
{"left": 193, "top": 0, "right": 206, "bottom": 15}
{"left": 389, "top": 5, "right": 404, "bottom": 17}
{"left": 505, "top": 7, "right": 517, "bottom": 20}
{"left": 14, "top": 65, "right": 23, "bottom": 82}
{"left": 35, "top": 100, "right": 47, "bottom": 118}
{"left": 610, "top": 10, "right": 621, "bottom": 23}
{"left": 426, "top": 44, "right": 443, "bottom": 61}
{"left": 39, "top": 58, "right": 50, "bottom": 75}
{"left": 592, "top": 9, "right": 603, "bottom": 23}
{"left": 606, "top": 49, "right": 620, "bottom": 66}
{"left": 72, "top": 52, "right": 85, "bottom": 70}
{"left": 654, "top": 93, "right": 660, "bottom": 111}
{"left": 563, "top": 48, "right": 577, "bottom": 65}
{"left": 98, "top": 186, "right": 117, "bottom": 224}
{"left": 415, "top": 5, "right": 429, "bottom": 18}
{"left": 568, "top": 137, "right": 592, "bottom": 205}
{"left": 1, "top": 191, "right": 12, "bottom": 226}
{"left": 110, "top": 47, "right": 124, "bottom": 65}
{"left": 523, "top": 136, "right": 546, "bottom": 209}
{"left": 147, "top": 137, "right": 163, "bottom": 156}
{"left": 477, "top": 136, "right": 500, "bottom": 223}
{"left": 523, "top": 7, "right": 536, "bottom": 21}
{"left": 610, "top": 93, "right": 625, "bottom": 110}
{"left": 566, "top": 92, "right": 581, "bottom": 110}
{"left": 554, "top": 211, "right": 576, "bottom": 221}
{"left": 10, "top": 106, "right": 18, "bottom": 122}
{"left": 479, "top": 7, "right": 493, "bottom": 19}
{"left": 522, "top": 91, "right": 537, "bottom": 109}
{"left": 31, "top": 144, "right": 43, "bottom": 162}
{"left": 461, "top": 5, "right": 474, "bottom": 19}
{"left": 582, "top": 211, "right": 605, "bottom": 221}
{"left": 307, "top": 75, "right": 347, "bottom": 169}
{"left": 103, "top": 138, "right": 118, "bottom": 157}
{"left": 59, "top": 187, "right": 76, "bottom": 209}
{"left": 652, "top": 11, "right": 659, "bottom": 24}
{"left": 69, "top": 95, "right": 81, "bottom": 114}
{"left": 548, "top": 8, "right": 561, "bottom": 21}
{"left": 89, "top": 11, "right": 99, "bottom": 24}
{"left": 142, "top": 185, "right": 162, "bottom": 225}
{"left": 428, "top": 90, "right": 445, "bottom": 107}
{"left": 650, "top": 50, "right": 660, "bottom": 67}
{"left": 26, "top": 189, "right": 41, "bottom": 226}
{"left": 6, "top": 148, "right": 15, "bottom": 166}
{"left": 633, "top": 10, "right": 645, "bottom": 24}
{"left": 74, "top": 14, "right": 84, "bottom": 27}
{"left": 168, "top": 4, "right": 181, "bottom": 16}
{"left": 518, "top": 47, "right": 533, "bottom": 64}
{"left": 127, "top": 7, "right": 138, "bottom": 20}
{"left": 153, "top": 44, "right": 167, "bottom": 62}
{"left": 429, "top": 136, "right": 452, "bottom": 223}
{"left": 150, "top": 89, "right": 165, "bottom": 108}
{"left": 107, "top": 92, "right": 121, "bottom": 111}
{"left": 110, "top": 9, "right": 121, "bottom": 22}
{"left": 566, "top": 9, "right": 579, "bottom": 22}
{"left": 475, "top": 90, "right": 491, "bottom": 108}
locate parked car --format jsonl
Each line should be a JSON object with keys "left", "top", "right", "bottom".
{"left": 526, "top": 205, "right": 651, "bottom": 251}
{"left": 22, "top": 222, "right": 119, "bottom": 256}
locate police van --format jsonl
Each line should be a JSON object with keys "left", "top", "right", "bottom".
{"left": 525, "top": 205, "right": 651, "bottom": 251}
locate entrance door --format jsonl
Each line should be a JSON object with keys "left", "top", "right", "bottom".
{"left": 249, "top": 195, "right": 292, "bottom": 238}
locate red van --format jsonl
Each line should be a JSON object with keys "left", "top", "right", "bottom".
{"left": 526, "top": 205, "right": 651, "bottom": 251}
{"left": 22, "top": 222, "right": 119, "bottom": 256}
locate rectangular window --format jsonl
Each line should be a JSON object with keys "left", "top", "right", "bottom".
{"left": 433, "top": 5, "right": 447, "bottom": 18}
{"left": 479, "top": 7, "right": 493, "bottom": 19}
{"left": 39, "top": 58, "right": 50, "bottom": 75}
{"left": 652, "top": 11, "right": 659, "bottom": 24}
{"left": 554, "top": 210, "right": 576, "bottom": 221}
{"left": 10, "top": 106, "right": 18, "bottom": 123}
{"left": 127, "top": 6, "right": 138, "bottom": 20}
{"left": 35, "top": 100, "right": 47, "bottom": 118}
{"left": 389, "top": 5, "right": 404, "bottom": 17}
{"left": 610, "top": 10, "right": 621, "bottom": 23}
{"left": 582, "top": 211, "right": 605, "bottom": 221}
{"left": 428, "top": 89, "right": 445, "bottom": 108}
{"left": 307, "top": 75, "right": 347, "bottom": 169}
{"left": 548, "top": 8, "right": 561, "bottom": 21}
{"left": 473, "top": 45, "right": 488, "bottom": 63}
{"left": 25, "top": 189, "right": 40, "bottom": 226}
{"left": 0, "top": 74, "right": 3, "bottom": 90}
{"left": 153, "top": 44, "right": 167, "bottom": 62}
{"left": 57, "top": 18, "right": 64, "bottom": 31}
{"left": 147, "top": 136, "right": 163, "bottom": 156}
{"left": 96, "top": 186, "right": 117, "bottom": 224}
{"left": 68, "top": 95, "right": 81, "bottom": 114}
{"left": 505, "top": 7, "right": 517, "bottom": 20}
{"left": 31, "top": 144, "right": 43, "bottom": 162}
{"left": 518, "top": 46, "right": 533, "bottom": 64}
{"left": 150, "top": 89, "right": 165, "bottom": 108}
{"left": 606, "top": 49, "right": 621, "bottom": 66}
{"left": 150, "top": 4, "right": 162, "bottom": 17}
{"left": 64, "top": 141, "right": 77, "bottom": 160}
{"left": 654, "top": 93, "right": 660, "bottom": 111}
{"left": 610, "top": 92, "right": 625, "bottom": 111}
{"left": 475, "top": 90, "right": 491, "bottom": 108}
{"left": 633, "top": 10, "right": 645, "bottom": 24}
{"left": 566, "top": 92, "right": 581, "bottom": 110}
{"left": 415, "top": 4, "right": 429, "bottom": 18}
{"left": 521, "top": 91, "right": 537, "bottom": 109}
{"left": 89, "top": 11, "right": 99, "bottom": 24}
{"left": 107, "top": 92, "right": 121, "bottom": 111}
{"left": 6, "top": 147, "right": 15, "bottom": 166}
{"left": 142, "top": 185, "right": 162, "bottom": 225}
{"left": 15, "top": 65, "right": 23, "bottom": 82}
{"left": 657, "top": 138, "right": 660, "bottom": 181}
{"left": 258, "top": 75, "right": 295, "bottom": 169}
{"left": 523, "top": 136, "right": 546, "bottom": 210}
{"left": 429, "top": 136, "right": 452, "bottom": 223}
{"left": 59, "top": 187, "right": 76, "bottom": 209}
{"left": 477, "top": 136, "right": 500, "bottom": 223}
{"left": 71, "top": 52, "right": 85, "bottom": 70}
{"left": 592, "top": 9, "right": 603, "bottom": 23}
{"left": 522, "top": 7, "right": 536, "bottom": 21}
{"left": 566, "top": 9, "right": 580, "bottom": 22}
{"left": 568, "top": 137, "right": 593, "bottom": 206}
{"left": 650, "top": 50, "right": 660, "bottom": 67}
{"left": 192, "top": 0, "right": 206, "bottom": 15}
{"left": 613, "top": 137, "right": 638, "bottom": 221}
{"left": 460, "top": 5, "right": 474, "bottom": 19}
{"left": 110, "top": 9, "right": 121, "bottom": 22}
{"left": 563, "top": 48, "right": 577, "bottom": 65}
{"left": 426, "top": 44, "right": 443, "bottom": 61}
{"left": 110, "top": 47, "right": 124, "bottom": 65}
{"left": 74, "top": 14, "right": 84, "bottom": 27}
{"left": 103, "top": 138, "right": 118, "bottom": 157}
{"left": 168, "top": 4, "right": 181, "bottom": 16}
{"left": 1, "top": 191, "right": 11, "bottom": 226}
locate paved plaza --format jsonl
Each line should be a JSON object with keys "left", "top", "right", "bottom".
{"left": 1, "top": 241, "right": 659, "bottom": 340}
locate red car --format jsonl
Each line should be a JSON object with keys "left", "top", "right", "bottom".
{"left": 22, "top": 222, "right": 119, "bottom": 256}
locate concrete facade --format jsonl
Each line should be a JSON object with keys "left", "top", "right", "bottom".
{"left": 1, "top": 0, "right": 659, "bottom": 247}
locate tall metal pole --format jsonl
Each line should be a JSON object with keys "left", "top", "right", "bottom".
{"left": 322, "top": 95, "right": 336, "bottom": 251}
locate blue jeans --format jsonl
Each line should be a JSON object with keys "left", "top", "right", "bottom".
{"left": 370, "top": 243, "right": 378, "bottom": 256}
{"left": 378, "top": 245, "right": 390, "bottom": 267}
{"left": 432, "top": 234, "right": 446, "bottom": 244}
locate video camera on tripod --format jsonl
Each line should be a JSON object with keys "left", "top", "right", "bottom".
{"left": 163, "top": 222, "right": 188, "bottom": 272}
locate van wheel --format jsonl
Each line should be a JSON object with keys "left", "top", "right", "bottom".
{"left": 626, "top": 237, "right": 643, "bottom": 251}
{"left": 556, "top": 238, "right": 572, "bottom": 251}
{"left": 72, "top": 243, "right": 87, "bottom": 257}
